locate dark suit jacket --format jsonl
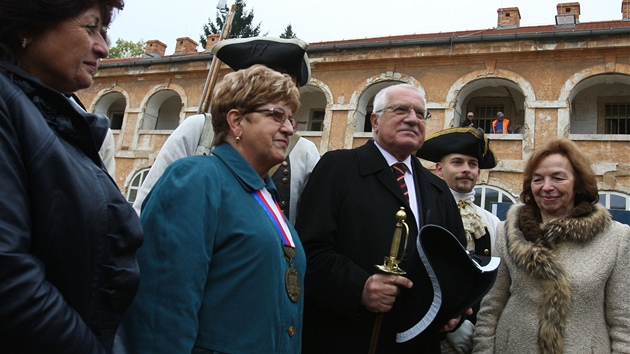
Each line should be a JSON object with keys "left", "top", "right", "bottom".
{"left": 295, "top": 140, "right": 466, "bottom": 354}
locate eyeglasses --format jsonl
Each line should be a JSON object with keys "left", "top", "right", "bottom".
{"left": 247, "top": 107, "right": 294, "bottom": 126}
{"left": 374, "top": 104, "right": 429, "bottom": 120}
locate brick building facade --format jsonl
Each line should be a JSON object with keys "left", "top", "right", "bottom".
{"left": 76, "top": 1, "right": 630, "bottom": 210}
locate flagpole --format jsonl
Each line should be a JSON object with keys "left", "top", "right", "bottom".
{"left": 197, "top": 2, "right": 236, "bottom": 114}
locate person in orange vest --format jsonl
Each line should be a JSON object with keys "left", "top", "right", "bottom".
{"left": 492, "top": 112, "right": 512, "bottom": 134}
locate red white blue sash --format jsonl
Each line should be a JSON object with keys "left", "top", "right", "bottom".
{"left": 253, "top": 188, "right": 295, "bottom": 248}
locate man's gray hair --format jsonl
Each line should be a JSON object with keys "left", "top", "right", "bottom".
{"left": 372, "top": 83, "right": 426, "bottom": 115}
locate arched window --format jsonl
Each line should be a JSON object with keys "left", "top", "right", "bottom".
{"left": 598, "top": 191, "right": 630, "bottom": 225}
{"left": 297, "top": 85, "right": 327, "bottom": 132}
{"left": 474, "top": 185, "right": 517, "bottom": 210}
{"left": 93, "top": 91, "right": 126, "bottom": 130}
{"left": 474, "top": 185, "right": 517, "bottom": 220}
{"left": 142, "top": 89, "right": 182, "bottom": 130}
{"left": 126, "top": 168, "right": 150, "bottom": 203}
{"left": 598, "top": 191, "right": 630, "bottom": 210}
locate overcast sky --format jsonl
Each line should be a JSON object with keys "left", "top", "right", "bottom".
{"left": 107, "top": 0, "right": 624, "bottom": 55}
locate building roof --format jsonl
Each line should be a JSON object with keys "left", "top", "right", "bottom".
{"left": 309, "top": 20, "right": 630, "bottom": 49}
{"left": 101, "top": 19, "right": 630, "bottom": 67}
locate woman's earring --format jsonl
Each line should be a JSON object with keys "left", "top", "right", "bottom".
{"left": 21, "top": 38, "right": 28, "bottom": 49}
{"left": 235, "top": 136, "right": 241, "bottom": 143}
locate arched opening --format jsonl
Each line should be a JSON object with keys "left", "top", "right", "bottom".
{"left": 142, "top": 90, "right": 183, "bottom": 130}
{"left": 297, "top": 85, "right": 327, "bottom": 131}
{"left": 569, "top": 74, "right": 630, "bottom": 134}
{"left": 457, "top": 78, "right": 526, "bottom": 134}
{"left": 94, "top": 92, "right": 126, "bottom": 130}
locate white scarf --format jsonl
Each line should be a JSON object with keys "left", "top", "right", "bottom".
{"left": 451, "top": 189, "right": 486, "bottom": 251}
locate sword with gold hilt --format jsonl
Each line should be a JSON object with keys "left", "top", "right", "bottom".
{"left": 369, "top": 207, "right": 410, "bottom": 354}
{"left": 376, "top": 207, "right": 410, "bottom": 274}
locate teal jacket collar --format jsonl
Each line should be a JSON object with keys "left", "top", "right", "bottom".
{"left": 212, "top": 142, "right": 279, "bottom": 196}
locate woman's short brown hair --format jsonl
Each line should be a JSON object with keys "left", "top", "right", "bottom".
{"left": 520, "top": 138, "right": 598, "bottom": 207}
{"left": 211, "top": 64, "right": 301, "bottom": 145}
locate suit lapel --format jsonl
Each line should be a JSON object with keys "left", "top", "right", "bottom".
{"left": 357, "top": 141, "right": 409, "bottom": 206}
{"left": 357, "top": 141, "right": 422, "bottom": 235}
{"left": 409, "top": 159, "right": 425, "bottom": 228}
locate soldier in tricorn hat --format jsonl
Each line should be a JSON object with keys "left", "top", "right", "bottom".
{"left": 416, "top": 126, "right": 500, "bottom": 353}
{"left": 416, "top": 126, "right": 499, "bottom": 256}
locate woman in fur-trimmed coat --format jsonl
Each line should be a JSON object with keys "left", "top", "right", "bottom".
{"left": 473, "top": 138, "right": 630, "bottom": 354}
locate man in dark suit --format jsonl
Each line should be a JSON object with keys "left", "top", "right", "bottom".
{"left": 295, "top": 83, "right": 468, "bottom": 354}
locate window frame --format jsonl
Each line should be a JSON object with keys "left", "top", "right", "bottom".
{"left": 597, "top": 96, "right": 630, "bottom": 135}
{"left": 473, "top": 184, "right": 517, "bottom": 212}
{"left": 309, "top": 109, "right": 325, "bottom": 131}
{"left": 126, "top": 168, "right": 151, "bottom": 203}
{"left": 598, "top": 190, "right": 630, "bottom": 210}
{"left": 473, "top": 105, "right": 504, "bottom": 134}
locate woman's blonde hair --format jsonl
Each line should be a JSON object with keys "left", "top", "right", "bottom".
{"left": 211, "top": 64, "right": 301, "bottom": 145}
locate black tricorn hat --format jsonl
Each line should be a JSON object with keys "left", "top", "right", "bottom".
{"left": 395, "top": 224, "right": 500, "bottom": 342}
{"left": 211, "top": 36, "right": 311, "bottom": 87}
{"left": 416, "top": 127, "right": 497, "bottom": 169}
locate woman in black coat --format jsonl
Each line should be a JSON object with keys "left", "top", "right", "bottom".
{"left": 0, "top": 1, "right": 142, "bottom": 353}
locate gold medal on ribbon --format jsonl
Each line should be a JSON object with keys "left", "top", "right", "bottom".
{"left": 285, "top": 266, "right": 301, "bottom": 303}
{"left": 283, "top": 245, "right": 301, "bottom": 303}
{"left": 254, "top": 188, "right": 302, "bottom": 304}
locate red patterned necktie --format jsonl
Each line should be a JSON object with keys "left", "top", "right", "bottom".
{"left": 392, "top": 163, "right": 409, "bottom": 204}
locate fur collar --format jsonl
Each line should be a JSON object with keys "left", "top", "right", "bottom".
{"left": 504, "top": 203, "right": 611, "bottom": 354}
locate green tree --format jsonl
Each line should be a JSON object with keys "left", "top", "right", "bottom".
{"left": 108, "top": 38, "right": 145, "bottom": 58}
{"left": 199, "top": 0, "right": 264, "bottom": 48}
{"left": 279, "top": 24, "right": 297, "bottom": 39}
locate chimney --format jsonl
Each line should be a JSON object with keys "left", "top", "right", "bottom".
{"left": 556, "top": 2, "right": 581, "bottom": 23}
{"left": 623, "top": 0, "right": 630, "bottom": 20}
{"left": 497, "top": 7, "right": 521, "bottom": 28}
{"left": 205, "top": 34, "right": 220, "bottom": 51}
{"left": 144, "top": 40, "right": 167, "bottom": 57}
{"left": 174, "top": 37, "right": 198, "bottom": 55}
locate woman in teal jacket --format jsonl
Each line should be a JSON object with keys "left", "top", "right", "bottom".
{"left": 124, "top": 65, "right": 305, "bottom": 354}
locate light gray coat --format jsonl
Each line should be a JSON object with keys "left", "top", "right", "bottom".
{"left": 473, "top": 203, "right": 630, "bottom": 353}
